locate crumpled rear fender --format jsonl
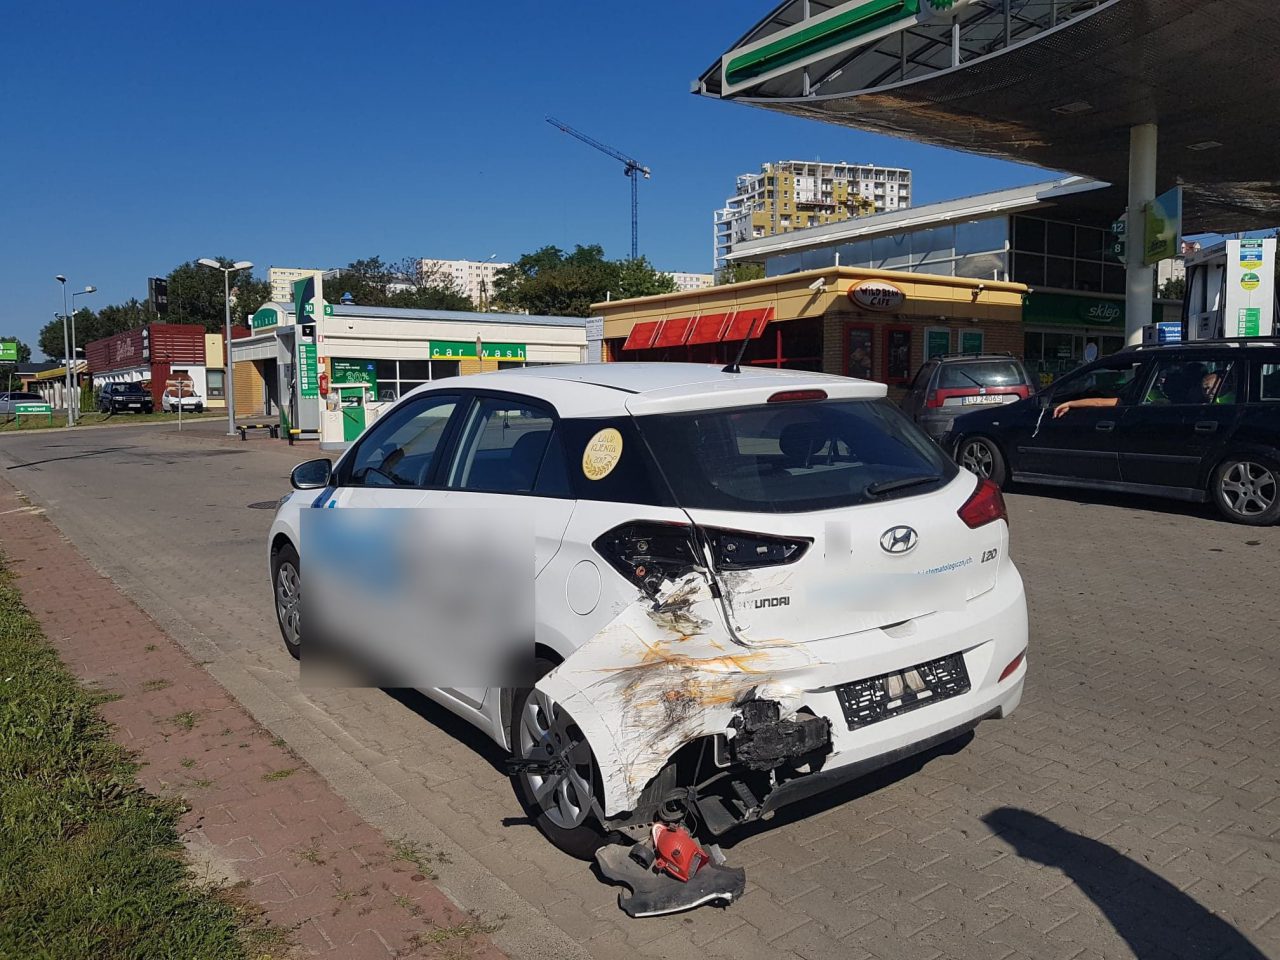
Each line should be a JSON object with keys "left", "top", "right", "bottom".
{"left": 536, "top": 572, "right": 817, "bottom": 816}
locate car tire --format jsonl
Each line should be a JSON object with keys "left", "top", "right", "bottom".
{"left": 1210, "top": 454, "right": 1280, "bottom": 526}
{"left": 271, "top": 543, "right": 303, "bottom": 659}
{"left": 957, "top": 435, "right": 1007, "bottom": 487}
{"left": 509, "top": 658, "right": 612, "bottom": 860}
{"left": 195, "top": 404, "right": 204, "bottom": 413}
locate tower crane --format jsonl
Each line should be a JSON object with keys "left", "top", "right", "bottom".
{"left": 546, "top": 116, "right": 650, "bottom": 259}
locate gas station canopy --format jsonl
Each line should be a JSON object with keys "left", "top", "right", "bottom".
{"left": 696, "top": 0, "right": 1280, "bottom": 233}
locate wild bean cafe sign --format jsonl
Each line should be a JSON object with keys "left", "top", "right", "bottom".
{"left": 849, "top": 280, "right": 906, "bottom": 312}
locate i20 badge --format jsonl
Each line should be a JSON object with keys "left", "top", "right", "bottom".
{"left": 880, "top": 526, "right": 919, "bottom": 555}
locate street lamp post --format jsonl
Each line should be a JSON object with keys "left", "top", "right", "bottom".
{"left": 198, "top": 258, "right": 254, "bottom": 437}
{"left": 70, "top": 285, "right": 97, "bottom": 422}
{"left": 55, "top": 276, "right": 73, "bottom": 426}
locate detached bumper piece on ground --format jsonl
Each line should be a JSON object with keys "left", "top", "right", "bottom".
{"left": 595, "top": 824, "right": 746, "bottom": 918}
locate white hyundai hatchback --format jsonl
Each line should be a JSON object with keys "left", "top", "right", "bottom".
{"left": 269, "top": 363, "right": 1027, "bottom": 858}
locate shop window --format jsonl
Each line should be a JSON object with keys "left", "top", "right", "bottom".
{"left": 1046, "top": 221, "right": 1075, "bottom": 258}
{"left": 884, "top": 327, "right": 913, "bottom": 383}
{"left": 844, "top": 324, "right": 875, "bottom": 380}
{"left": 1013, "top": 217, "right": 1045, "bottom": 254}
{"left": 1046, "top": 256, "right": 1074, "bottom": 289}
{"left": 207, "top": 370, "right": 225, "bottom": 399}
{"left": 1023, "top": 332, "right": 1043, "bottom": 361}
{"left": 1012, "top": 252, "right": 1046, "bottom": 287}
{"left": 912, "top": 226, "right": 955, "bottom": 264}
{"left": 430, "top": 360, "right": 460, "bottom": 379}
{"left": 400, "top": 360, "right": 431, "bottom": 380}
{"left": 955, "top": 252, "right": 1006, "bottom": 280}
{"left": 955, "top": 218, "right": 1007, "bottom": 256}
{"left": 1103, "top": 263, "right": 1126, "bottom": 295}
{"left": 376, "top": 360, "right": 398, "bottom": 383}
{"left": 1075, "top": 259, "right": 1103, "bottom": 292}
{"left": 1075, "top": 226, "right": 1106, "bottom": 260}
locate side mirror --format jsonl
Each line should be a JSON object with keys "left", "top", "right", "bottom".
{"left": 290, "top": 458, "right": 332, "bottom": 490}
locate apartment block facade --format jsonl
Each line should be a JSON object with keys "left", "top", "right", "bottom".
{"left": 714, "top": 160, "right": 911, "bottom": 271}
{"left": 420, "top": 258, "right": 513, "bottom": 309}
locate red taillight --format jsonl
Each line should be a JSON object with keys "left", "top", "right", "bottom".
{"left": 768, "top": 389, "right": 827, "bottom": 403}
{"left": 925, "top": 390, "right": 946, "bottom": 409}
{"left": 958, "top": 478, "right": 1007, "bottom": 529}
{"left": 999, "top": 650, "right": 1026, "bottom": 682}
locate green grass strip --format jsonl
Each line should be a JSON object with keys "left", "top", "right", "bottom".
{"left": 0, "top": 563, "right": 267, "bottom": 960}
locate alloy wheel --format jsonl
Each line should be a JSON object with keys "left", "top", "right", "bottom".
{"left": 1219, "top": 461, "right": 1278, "bottom": 518}
{"left": 960, "top": 439, "right": 994, "bottom": 479}
{"left": 275, "top": 562, "right": 301, "bottom": 647}
{"left": 518, "top": 690, "right": 596, "bottom": 830}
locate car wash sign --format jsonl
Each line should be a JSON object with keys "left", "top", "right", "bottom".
{"left": 721, "top": 0, "right": 980, "bottom": 95}
{"left": 429, "top": 341, "right": 527, "bottom": 361}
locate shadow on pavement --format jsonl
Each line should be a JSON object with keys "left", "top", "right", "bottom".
{"left": 4, "top": 447, "right": 134, "bottom": 470}
{"left": 983, "top": 807, "right": 1267, "bottom": 960}
{"left": 381, "top": 687, "right": 509, "bottom": 776}
{"left": 1005, "top": 483, "right": 1216, "bottom": 522}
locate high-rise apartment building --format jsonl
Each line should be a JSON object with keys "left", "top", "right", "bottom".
{"left": 269, "top": 267, "right": 324, "bottom": 304}
{"left": 666, "top": 271, "right": 716, "bottom": 293}
{"left": 713, "top": 161, "right": 911, "bottom": 271}
{"left": 420, "top": 258, "right": 513, "bottom": 309}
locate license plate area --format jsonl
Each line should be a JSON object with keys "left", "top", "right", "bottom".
{"left": 961, "top": 394, "right": 1005, "bottom": 405}
{"left": 835, "top": 653, "right": 970, "bottom": 731}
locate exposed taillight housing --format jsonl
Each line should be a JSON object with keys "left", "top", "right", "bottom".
{"left": 593, "top": 522, "right": 810, "bottom": 596}
{"left": 958, "top": 478, "right": 1007, "bottom": 529}
{"left": 593, "top": 522, "right": 699, "bottom": 597}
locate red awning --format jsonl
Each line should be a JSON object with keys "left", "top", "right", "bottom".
{"left": 687, "top": 312, "right": 731, "bottom": 344}
{"left": 740, "top": 306, "right": 775, "bottom": 338}
{"left": 621, "top": 320, "right": 661, "bottom": 351}
{"left": 722, "top": 306, "right": 775, "bottom": 340}
{"left": 653, "top": 316, "right": 695, "bottom": 348}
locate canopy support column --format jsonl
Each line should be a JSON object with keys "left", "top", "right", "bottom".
{"left": 1126, "top": 123, "right": 1157, "bottom": 344}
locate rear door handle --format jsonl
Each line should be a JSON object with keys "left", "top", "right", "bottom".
{"left": 1095, "top": 421, "right": 1115, "bottom": 432}
{"left": 1194, "top": 420, "right": 1218, "bottom": 433}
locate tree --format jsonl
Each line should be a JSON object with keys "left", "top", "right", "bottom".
{"left": 718, "top": 262, "right": 765, "bottom": 285}
{"left": 165, "top": 259, "right": 269, "bottom": 331}
{"left": 492, "top": 245, "right": 675, "bottom": 317}
{"left": 1158, "top": 276, "right": 1186, "bottom": 300}
{"left": 325, "top": 256, "right": 474, "bottom": 311}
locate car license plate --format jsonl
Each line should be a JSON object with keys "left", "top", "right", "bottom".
{"left": 834, "top": 653, "right": 971, "bottom": 730}
{"left": 128, "top": 403, "right": 141, "bottom": 408}
{"left": 961, "top": 394, "right": 1004, "bottom": 405}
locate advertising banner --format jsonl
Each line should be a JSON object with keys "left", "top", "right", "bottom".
{"left": 1224, "top": 238, "right": 1276, "bottom": 337}
{"left": 1143, "top": 187, "right": 1182, "bottom": 266}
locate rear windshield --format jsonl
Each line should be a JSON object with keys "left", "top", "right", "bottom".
{"left": 639, "top": 399, "right": 956, "bottom": 513}
{"left": 938, "top": 361, "right": 1027, "bottom": 389}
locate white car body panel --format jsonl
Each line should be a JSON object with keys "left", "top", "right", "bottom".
{"left": 269, "top": 363, "right": 1028, "bottom": 823}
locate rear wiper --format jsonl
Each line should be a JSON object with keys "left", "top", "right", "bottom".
{"left": 865, "top": 474, "right": 942, "bottom": 497}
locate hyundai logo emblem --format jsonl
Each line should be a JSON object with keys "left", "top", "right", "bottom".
{"left": 880, "top": 526, "right": 919, "bottom": 554}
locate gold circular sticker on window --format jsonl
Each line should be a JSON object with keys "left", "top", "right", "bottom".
{"left": 582, "top": 427, "right": 624, "bottom": 481}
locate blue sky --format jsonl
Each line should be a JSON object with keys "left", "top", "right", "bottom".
{"left": 1, "top": 1, "right": 1051, "bottom": 353}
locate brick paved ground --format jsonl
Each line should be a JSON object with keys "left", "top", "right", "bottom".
{"left": 1, "top": 421, "right": 1277, "bottom": 960}
{"left": 0, "top": 484, "right": 506, "bottom": 960}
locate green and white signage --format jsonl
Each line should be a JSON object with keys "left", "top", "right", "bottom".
{"left": 297, "top": 343, "right": 319, "bottom": 399}
{"left": 721, "top": 0, "right": 978, "bottom": 95}
{"left": 925, "top": 328, "right": 951, "bottom": 359}
{"left": 1225, "top": 237, "right": 1276, "bottom": 337}
{"left": 251, "top": 306, "right": 283, "bottom": 331}
{"left": 1143, "top": 186, "right": 1182, "bottom": 266}
{"left": 0, "top": 341, "right": 18, "bottom": 362}
{"left": 331, "top": 358, "right": 378, "bottom": 391}
{"left": 428, "top": 341, "right": 527, "bottom": 361}
{"left": 14, "top": 402, "right": 51, "bottom": 415}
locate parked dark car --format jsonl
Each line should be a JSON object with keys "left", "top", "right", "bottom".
{"left": 900, "top": 353, "right": 1035, "bottom": 440}
{"left": 947, "top": 339, "right": 1280, "bottom": 525}
{"left": 97, "top": 382, "right": 154, "bottom": 414}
